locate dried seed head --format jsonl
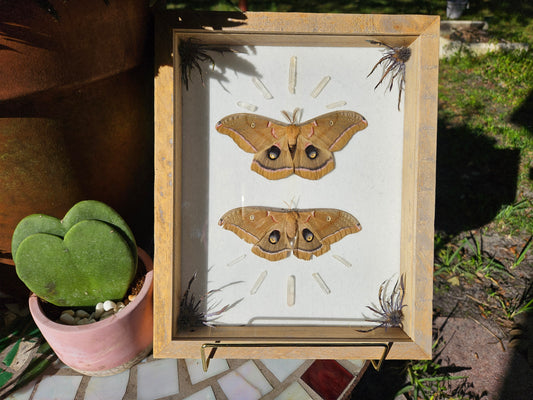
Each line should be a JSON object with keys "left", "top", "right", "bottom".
{"left": 358, "top": 275, "right": 406, "bottom": 333}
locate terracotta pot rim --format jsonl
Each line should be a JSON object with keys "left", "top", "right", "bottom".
{"left": 28, "top": 247, "right": 153, "bottom": 332}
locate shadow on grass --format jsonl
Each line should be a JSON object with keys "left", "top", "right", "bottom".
{"left": 510, "top": 89, "right": 533, "bottom": 137}
{"left": 435, "top": 118, "right": 520, "bottom": 234}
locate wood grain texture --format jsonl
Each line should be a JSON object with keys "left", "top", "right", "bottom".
{"left": 153, "top": 11, "right": 439, "bottom": 360}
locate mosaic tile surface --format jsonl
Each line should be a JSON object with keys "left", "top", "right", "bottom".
{"left": 301, "top": 360, "right": 354, "bottom": 400}
{"left": 32, "top": 375, "right": 83, "bottom": 400}
{"left": 275, "top": 382, "right": 313, "bottom": 400}
{"left": 185, "top": 358, "right": 229, "bottom": 384}
{"left": 7, "top": 356, "right": 368, "bottom": 400}
{"left": 137, "top": 359, "right": 180, "bottom": 400}
{"left": 84, "top": 370, "right": 130, "bottom": 400}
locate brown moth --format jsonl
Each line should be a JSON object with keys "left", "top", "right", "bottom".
{"left": 218, "top": 206, "right": 362, "bottom": 261}
{"left": 215, "top": 110, "right": 368, "bottom": 180}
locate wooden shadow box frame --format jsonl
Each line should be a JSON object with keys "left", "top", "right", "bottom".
{"left": 154, "top": 11, "right": 439, "bottom": 364}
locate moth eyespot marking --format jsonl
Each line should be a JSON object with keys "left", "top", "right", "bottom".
{"left": 249, "top": 214, "right": 255, "bottom": 221}
{"left": 302, "top": 228, "right": 314, "bottom": 242}
{"left": 268, "top": 145, "right": 281, "bottom": 160}
{"left": 250, "top": 122, "right": 256, "bottom": 128}
{"left": 269, "top": 230, "right": 281, "bottom": 244}
{"left": 326, "top": 216, "right": 332, "bottom": 222}
{"left": 305, "top": 145, "right": 318, "bottom": 160}
{"left": 329, "top": 120, "right": 334, "bottom": 126}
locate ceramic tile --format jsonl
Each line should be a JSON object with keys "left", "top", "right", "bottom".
{"left": 185, "top": 358, "right": 229, "bottom": 385}
{"left": 218, "top": 361, "right": 273, "bottom": 400}
{"left": 275, "top": 382, "right": 313, "bottom": 400}
{"left": 183, "top": 386, "right": 217, "bottom": 400}
{"left": 260, "top": 359, "right": 305, "bottom": 382}
{"left": 348, "top": 359, "right": 366, "bottom": 371}
{"left": 301, "top": 360, "right": 353, "bottom": 400}
{"left": 137, "top": 359, "right": 179, "bottom": 400}
{"left": 6, "top": 381, "right": 36, "bottom": 400}
{"left": 32, "top": 375, "right": 83, "bottom": 400}
{"left": 84, "top": 369, "right": 129, "bottom": 400}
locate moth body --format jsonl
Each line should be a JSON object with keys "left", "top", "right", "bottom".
{"left": 219, "top": 206, "right": 361, "bottom": 261}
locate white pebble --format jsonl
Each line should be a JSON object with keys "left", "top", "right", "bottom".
{"left": 103, "top": 300, "right": 116, "bottom": 312}
{"left": 59, "top": 313, "right": 76, "bottom": 325}
{"left": 75, "top": 310, "right": 90, "bottom": 318}
{"left": 76, "top": 318, "right": 91, "bottom": 325}
{"left": 62, "top": 309, "right": 75, "bottom": 317}
{"left": 128, "top": 295, "right": 137, "bottom": 302}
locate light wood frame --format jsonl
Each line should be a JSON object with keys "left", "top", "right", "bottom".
{"left": 154, "top": 11, "right": 439, "bottom": 361}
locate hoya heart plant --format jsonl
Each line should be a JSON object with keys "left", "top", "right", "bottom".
{"left": 12, "top": 200, "right": 137, "bottom": 307}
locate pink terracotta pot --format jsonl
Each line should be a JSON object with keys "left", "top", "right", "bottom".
{"left": 28, "top": 248, "right": 153, "bottom": 376}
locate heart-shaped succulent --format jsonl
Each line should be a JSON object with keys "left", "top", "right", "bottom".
{"left": 12, "top": 201, "right": 137, "bottom": 307}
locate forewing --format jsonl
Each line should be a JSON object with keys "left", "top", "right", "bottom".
{"left": 293, "top": 209, "right": 361, "bottom": 259}
{"left": 218, "top": 207, "right": 292, "bottom": 262}
{"left": 216, "top": 113, "right": 289, "bottom": 153}
{"left": 298, "top": 110, "right": 368, "bottom": 152}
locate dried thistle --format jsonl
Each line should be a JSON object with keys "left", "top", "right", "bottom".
{"left": 367, "top": 40, "right": 411, "bottom": 111}
{"left": 358, "top": 275, "right": 406, "bottom": 332}
{"left": 178, "top": 38, "right": 235, "bottom": 90}
{"left": 178, "top": 272, "right": 238, "bottom": 331}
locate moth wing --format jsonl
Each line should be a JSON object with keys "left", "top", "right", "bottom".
{"left": 292, "top": 135, "right": 335, "bottom": 180}
{"left": 298, "top": 110, "right": 368, "bottom": 152}
{"left": 293, "top": 209, "right": 362, "bottom": 260}
{"left": 215, "top": 113, "right": 289, "bottom": 154}
{"left": 218, "top": 207, "right": 291, "bottom": 262}
{"left": 292, "top": 210, "right": 328, "bottom": 260}
{"left": 251, "top": 135, "right": 294, "bottom": 180}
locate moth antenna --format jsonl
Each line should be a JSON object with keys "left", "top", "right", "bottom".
{"left": 292, "top": 108, "right": 302, "bottom": 124}
{"left": 281, "top": 110, "right": 292, "bottom": 123}
{"left": 283, "top": 197, "right": 299, "bottom": 210}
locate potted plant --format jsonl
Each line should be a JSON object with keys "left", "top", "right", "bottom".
{"left": 11, "top": 200, "right": 153, "bottom": 376}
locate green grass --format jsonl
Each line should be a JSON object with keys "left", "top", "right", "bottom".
{"left": 168, "top": 0, "right": 533, "bottom": 42}
{"left": 438, "top": 47, "right": 533, "bottom": 236}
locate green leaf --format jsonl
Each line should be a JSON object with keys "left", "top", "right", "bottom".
{"left": 2, "top": 339, "right": 21, "bottom": 367}
{"left": 0, "top": 371, "right": 13, "bottom": 388}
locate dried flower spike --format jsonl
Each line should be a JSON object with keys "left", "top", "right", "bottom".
{"left": 178, "top": 38, "right": 235, "bottom": 90}
{"left": 178, "top": 272, "right": 236, "bottom": 331}
{"left": 358, "top": 275, "right": 406, "bottom": 332}
{"left": 367, "top": 40, "right": 411, "bottom": 111}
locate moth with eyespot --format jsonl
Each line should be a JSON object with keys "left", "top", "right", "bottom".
{"left": 218, "top": 206, "right": 362, "bottom": 261}
{"left": 215, "top": 110, "right": 368, "bottom": 180}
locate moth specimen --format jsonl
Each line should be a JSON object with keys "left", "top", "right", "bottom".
{"left": 367, "top": 40, "right": 411, "bottom": 111}
{"left": 215, "top": 110, "right": 368, "bottom": 180}
{"left": 358, "top": 275, "right": 405, "bottom": 332}
{"left": 219, "top": 206, "right": 361, "bottom": 261}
